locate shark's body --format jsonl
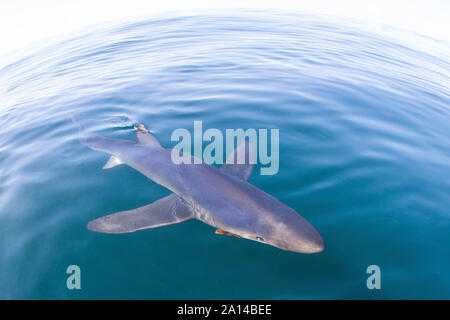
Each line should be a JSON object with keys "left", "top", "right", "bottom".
{"left": 75, "top": 120, "right": 324, "bottom": 253}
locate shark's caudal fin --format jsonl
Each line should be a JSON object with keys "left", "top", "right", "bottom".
{"left": 70, "top": 115, "right": 137, "bottom": 154}
{"left": 87, "top": 194, "right": 193, "bottom": 233}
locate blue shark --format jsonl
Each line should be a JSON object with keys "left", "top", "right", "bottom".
{"left": 73, "top": 118, "right": 324, "bottom": 253}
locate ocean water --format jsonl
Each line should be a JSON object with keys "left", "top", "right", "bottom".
{"left": 0, "top": 11, "right": 449, "bottom": 299}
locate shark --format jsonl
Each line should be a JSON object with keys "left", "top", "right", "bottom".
{"left": 72, "top": 118, "right": 324, "bottom": 254}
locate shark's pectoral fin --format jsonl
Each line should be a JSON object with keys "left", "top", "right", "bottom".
{"left": 87, "top": 194, "right": 193, "bottom": 234}
{"left": 220, "top": 140, "right": 256, "bottom": 181}
{"left": 102, "top": 155, "right": 124, "bottom": 169}
{"left": 215, "top": 229, "right": 241, "bottom": 238}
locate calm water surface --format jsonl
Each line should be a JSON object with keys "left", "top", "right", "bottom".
{"left": 0, "top": 11, "right": 449, "bottom": 299}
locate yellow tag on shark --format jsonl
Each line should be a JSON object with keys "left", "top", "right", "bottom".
{"left": 215, "top": 229, "right": 241, "bottom": 238}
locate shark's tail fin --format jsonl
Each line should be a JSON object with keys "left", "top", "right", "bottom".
{"left": 69, "top": 115, "right": 136, "bottom": 154}
{"left": 69, "top": 115, "right": 90, "bottom": 146}
{"left": 69, "top": 114, "right": 82, "bottom": 130}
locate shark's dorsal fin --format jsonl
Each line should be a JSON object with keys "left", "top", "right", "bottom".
{"left": 135, "top": 124, "right": 162, "bottom": 147}
{"left": 87, "top": 194, "right": 193, "bottom": 233}
{"left": 220, "top": 140, "right": 256, "bottom": 181}
{"left": 102, "top": 156, "right": 124, "bottom": 169}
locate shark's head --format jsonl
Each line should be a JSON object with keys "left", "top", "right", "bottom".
{"left": 234, "top": 208, "right": 325, "bottom": 254}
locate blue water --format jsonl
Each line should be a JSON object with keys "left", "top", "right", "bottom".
{"left": 0, "top": 11, "right": 449, "bottom": 299}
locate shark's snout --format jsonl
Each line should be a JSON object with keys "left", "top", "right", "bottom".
{"left": 310, "top": 236, "right": 325, "bottom": 254}
{"left": 272, "top": 230, "right": 324, "bottom": 254}
{"left": 266, "top": 213, "right": 325, "bottom": 254}
{"left": 293, "top": 232, "right": 324, "bottom": 254}
{"left": 292, "top": 224, "right": 324, "bottom": 254}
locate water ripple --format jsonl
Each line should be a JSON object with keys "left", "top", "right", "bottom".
{"left": 0, "top": 11, "right": 449, "bottom": 299}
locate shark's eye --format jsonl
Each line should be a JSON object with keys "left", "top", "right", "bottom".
{"left": 256, "top": 236, "right": 264, "bottom": 242}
